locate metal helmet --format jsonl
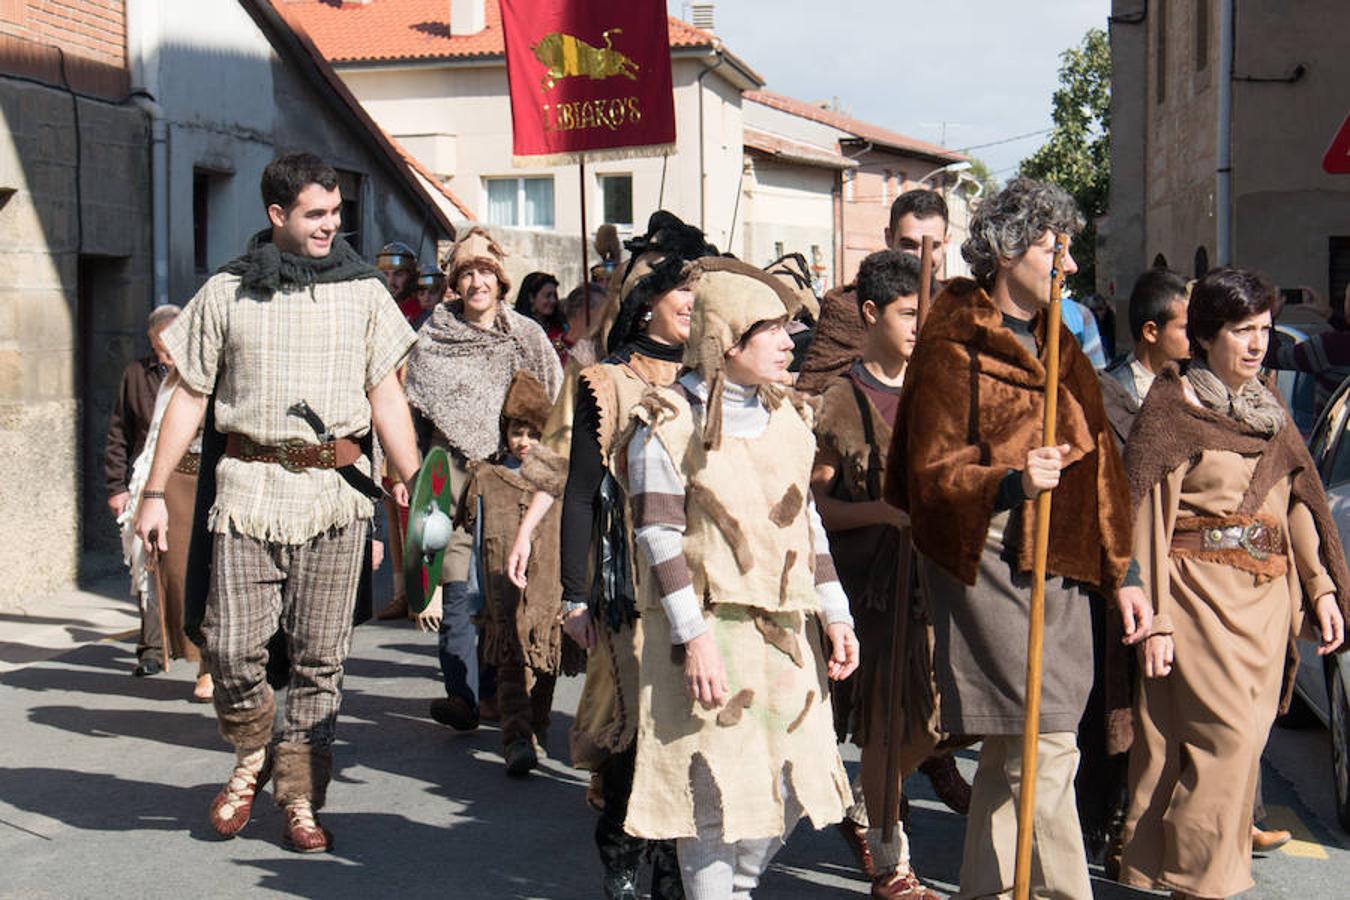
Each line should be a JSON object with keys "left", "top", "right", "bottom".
{"left": 375, "top": 241, "right": 418, "bottom": 273}
{"left": 416, "top": 262, "right": 447, "bottom": 293}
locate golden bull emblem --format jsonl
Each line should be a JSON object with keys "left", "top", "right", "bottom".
{"left": 531, "top": 28, "right": 639, "bottom": 91}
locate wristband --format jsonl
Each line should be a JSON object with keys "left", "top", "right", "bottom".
{"left": 143, "top": 490, "right": 166, "bottom": 500}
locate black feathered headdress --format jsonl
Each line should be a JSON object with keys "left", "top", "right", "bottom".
{"left": 605, "top": 211, "right": 718, "bottom": 354}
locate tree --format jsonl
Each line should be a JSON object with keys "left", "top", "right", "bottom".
{"left": 1020, "top": 27, "right": 1110, "bottom": 298}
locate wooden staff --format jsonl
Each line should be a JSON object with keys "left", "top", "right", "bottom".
{"left": 579, "top": 154, "right": 590, "bottom": 326}
{"left": 1012, "top": 235, "right": 1068, "bottom": 900}
{"left": 880, "top": 235, "right": 936, "bottom": 843}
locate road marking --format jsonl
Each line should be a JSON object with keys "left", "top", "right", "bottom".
{"left": 1264, "top": 804, "right": 1330, "bottom": 859}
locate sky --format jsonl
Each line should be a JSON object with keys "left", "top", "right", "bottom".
{"left": 666, "top": 0, "right": 1110, "bottom": 179}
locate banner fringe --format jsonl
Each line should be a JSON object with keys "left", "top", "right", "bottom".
{"left": 512, "top": 143, "right": 677, "bottom": 168}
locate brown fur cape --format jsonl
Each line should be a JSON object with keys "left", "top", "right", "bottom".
{"left": 1119, "top": 364, "right": 1350, "bottom": 740}
{"left": 884, "top": 278, "right": 1133, "bottom": 593}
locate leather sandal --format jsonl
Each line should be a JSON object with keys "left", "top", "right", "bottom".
{"left": 872, "top": 869, "right": 941, "bottom": 900}
{"left": 282, "top": 799, "right": 332, "bottom": 853}
{"left": 209, "top": 748, "right": 273, "bottom": 837}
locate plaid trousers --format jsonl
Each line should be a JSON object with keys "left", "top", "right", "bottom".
{"left": 200, "top": 521, "right": 368, "bottom": 749}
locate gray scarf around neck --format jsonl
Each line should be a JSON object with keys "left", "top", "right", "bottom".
{"left": 1185, "top": 360, "right": 1286, "bottom": 436}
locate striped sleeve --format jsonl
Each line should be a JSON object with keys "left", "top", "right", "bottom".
{"left": 808, "top": 495, "right": 853, "bottom": 628}
{"left": 627, "top": 422, "right": 706, "bottom": 643}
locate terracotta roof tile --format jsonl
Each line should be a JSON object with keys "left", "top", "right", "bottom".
{"left": 745, "top": 89, "right": 966, "bottom": 164}
{"left": 278, "top": 0, "right": 715, "bottom": 64}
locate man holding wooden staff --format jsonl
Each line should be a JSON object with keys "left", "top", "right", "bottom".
{"left": 886, "top": 177, "right": 1151, "bottom": 898}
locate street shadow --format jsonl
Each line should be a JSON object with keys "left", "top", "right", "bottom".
{"left": 0, "top": 767, "right": 221, "bottom": 843}
{"left": 26, "top": 705, "right": 221, "bottom": 753}
{"left": 0, "top": 647, "right": 190, "bottom": 703}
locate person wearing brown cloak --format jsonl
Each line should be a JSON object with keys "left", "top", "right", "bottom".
{"left": 1118, "top": 267, "right": 1347, "bottom": 900}
{"left": 460, "top": 370, "right": 579, "bottom": 776}
{"left": 811, "top": 249, "right": 940, "bottom": 900}
{"left": 886, "top": 178, "right": 1151, "bottom": 899}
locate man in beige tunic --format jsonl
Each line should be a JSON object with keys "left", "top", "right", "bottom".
{"left": 136, "top": 152, "right": 421, "bottom": 853}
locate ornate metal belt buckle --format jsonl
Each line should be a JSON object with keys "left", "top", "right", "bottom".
{"left": 276, "top": 444, "right": 306, "bottom": 473}
{"left": 1239, "top": 523, "right": 1269, "bottom": 560}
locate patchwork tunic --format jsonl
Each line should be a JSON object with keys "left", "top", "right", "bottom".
{"left": 625, "top": 377, "right": 853, "bottom": 842}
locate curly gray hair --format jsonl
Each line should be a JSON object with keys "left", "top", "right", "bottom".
{"left": 961, "top": 177, "right": 1084, "bottom": 288}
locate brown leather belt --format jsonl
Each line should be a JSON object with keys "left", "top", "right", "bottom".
{"left": 174, "top": 452, "right": 201, "bottom": 476}
{"left": 1171, "top": 515, "right": 1285, "bottom": 560}
{"left": 224, "top": 433, "right": 362, "bottom": 473}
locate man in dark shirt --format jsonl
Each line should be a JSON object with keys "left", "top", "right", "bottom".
{"left": 106, "top": 304, "right": 178, "bottom": 676}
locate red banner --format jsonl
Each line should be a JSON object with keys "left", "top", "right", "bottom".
{"left": 500, "top": 0, "right": 676, "bottom": 163}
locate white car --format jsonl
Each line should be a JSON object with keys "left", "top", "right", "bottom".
{"left": 1290, "top": 373, "right": 1350, "bottom": 830}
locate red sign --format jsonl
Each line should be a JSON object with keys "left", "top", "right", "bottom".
{"left": 499, "top": 0, "right": 676, "bottom": 163}
{"left": 1323, "top": 112, "right": 1350, "bottom": 174}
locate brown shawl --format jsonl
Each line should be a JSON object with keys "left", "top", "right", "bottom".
{"left": 885, "top": 278, "right": 1133, "bottom": 592}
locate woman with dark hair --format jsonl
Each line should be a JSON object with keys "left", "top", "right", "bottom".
{"left": 505, "top": 210, "right": 715, "bottom": 900}
{"left": 1120, "top": 267, "right": 1348, "bottom": 899}
{"left": 515, "top": 271, "right": 565, "bottom": 345}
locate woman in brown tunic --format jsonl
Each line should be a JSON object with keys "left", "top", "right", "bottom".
{"left": 1120, "top": 267, "right": 1348, "bottom": 899}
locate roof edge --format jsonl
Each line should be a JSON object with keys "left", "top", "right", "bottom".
{"left": 247, "top": 0, "right": 457, "bottom": 241}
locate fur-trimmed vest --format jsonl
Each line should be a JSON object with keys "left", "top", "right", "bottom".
{"left": 885, "top": 278, "right": 1133, "bottom": 592}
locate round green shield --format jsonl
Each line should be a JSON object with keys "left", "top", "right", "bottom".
{"left": 403, "top": 446, "right": 455, "bottom": 614}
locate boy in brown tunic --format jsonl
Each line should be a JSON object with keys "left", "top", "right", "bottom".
{"left": 811, "top": 249, "right": 940, "bottom": 900}
{"left": 461, "top": 370, "right": 576, "bottom": 776}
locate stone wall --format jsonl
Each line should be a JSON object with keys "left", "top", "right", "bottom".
{"left": 0, "top": 77, "right": 151, "bottom": 607}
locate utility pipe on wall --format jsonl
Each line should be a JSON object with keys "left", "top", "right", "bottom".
{"left": 1216, "top": 0, "right": 1234, "bottom": 265}
{"left": 127, "top": 0, "right": 170, "bottom": 308}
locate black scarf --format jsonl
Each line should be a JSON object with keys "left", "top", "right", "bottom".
{"left": 219, "top": 229, "right": 383, "bottom": 294}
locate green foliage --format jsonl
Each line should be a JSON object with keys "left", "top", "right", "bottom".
{"left": 1020, "top": 27, "right": 1110, "bottom": 297}
{"left": 962, "top": 157, "right": 1001, "bottom": 199}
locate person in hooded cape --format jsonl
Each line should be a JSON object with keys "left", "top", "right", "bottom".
{"left": 623, "top": 257, "right": 860, "bottom": 899}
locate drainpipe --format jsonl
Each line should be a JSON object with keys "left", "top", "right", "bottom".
{"left": 697, "top": 48, "right": 725, "bottom": 232}
{"left": 1216, "top": 0, "right": 1234, "bottom": 265}
{"left": 127, "top": 0, "right": 169, "bottom": 308}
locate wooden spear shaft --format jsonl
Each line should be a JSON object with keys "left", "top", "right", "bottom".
{"left": 880, "top": 235, "right": 935, "bottom": 844}
{"left": 1012, "top": 236, "right": 1068, "bottom": 900}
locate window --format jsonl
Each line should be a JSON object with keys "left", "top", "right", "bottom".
{"left": 192, "top": 170, "right": 210, "bottom": 272}
{"left": 1195, "top": 0, "right": 1210, "bottom": 72}
{"left": 485, "top": 176, "right": 555, "bottom": 228}
{"left": 1156, "top": 1, "right": 1167, "bottom": 104}
{"left": 192, "top": 167, "right": 232, "bottom": 274}
{"left": 881, "top": 170, "right": 892, "bottom": 206}
{"left": 599, "top": 174, "right": 633, "bottom": 227}
{"left": 337, "top": 169, "right": 364, "bottom": 255}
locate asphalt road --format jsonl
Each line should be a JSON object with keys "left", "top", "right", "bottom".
{"left": 1, "top": 587, "right": 1347, "bottom": 899}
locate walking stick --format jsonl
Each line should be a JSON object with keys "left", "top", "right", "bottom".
{"left": 1012, "top": 236, "right": 1068, "bottom": 900}
{"left": 880, "top": 235, "right": 935, "bottom": 844}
